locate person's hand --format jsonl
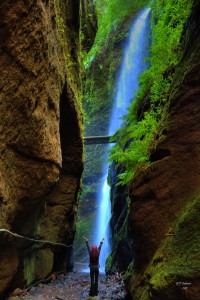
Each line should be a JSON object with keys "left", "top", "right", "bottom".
{"left": 101, "top": 237, "right": 105, "bottom": 243}
{"left": 82, "top": 237, "right": 88, "bottom": 242}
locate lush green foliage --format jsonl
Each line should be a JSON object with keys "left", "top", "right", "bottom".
{"left": 83, "top": 0, "right": 148, "bottom": 68}
{"left": 142, "top": 194, "right": 200, "bottom": 294}
{"left": 81, "top": 2, "right": 150, "bottom": 180}
{"left": 110, "top": 111, "right": 159, "bottom": 184}
{"left": 109, "top": 0, "right": 192, "bottom": 185}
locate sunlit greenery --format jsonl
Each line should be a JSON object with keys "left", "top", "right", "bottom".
{"left": 81, "top": 1, "right": 151, "bottom": 183}
{"left": 109, "top": 0, "right": 192, "bottom": 185}
{"left": 83, "top": 0, "right": 148, "bottom": 68}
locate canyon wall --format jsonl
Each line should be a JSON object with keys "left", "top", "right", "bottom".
{"left": 127, "top": 0, "right": 200, "bottom": 299}
{"left": 0, "top": 0, "right": 83, "bottom": 297}
{"left": 80, "top": 0, "right": 97, "bottom": 52}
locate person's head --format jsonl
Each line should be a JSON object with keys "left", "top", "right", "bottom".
{"left": 91, "top": 245, "right": 98, "bottom": 251}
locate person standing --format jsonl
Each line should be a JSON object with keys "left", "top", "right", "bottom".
{"left": 83, "top": 236, "right": 105, "bottom": 297}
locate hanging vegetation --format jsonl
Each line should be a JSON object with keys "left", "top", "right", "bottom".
{"left": 82, "top": 0, "right": 148, "bottom": 69}
{"left": 109, "top": 0, "right": 193, "bottom": 185}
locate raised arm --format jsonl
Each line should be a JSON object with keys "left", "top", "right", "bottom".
{"left": 98, "top": 237, "right": 105, "bottom": 251}
{"left": 83, "top": 236, "right": 90, "bottom": 253}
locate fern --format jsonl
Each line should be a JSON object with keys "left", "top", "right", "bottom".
{"left": 109, "top": 0, "right": 192, "bottom": 186}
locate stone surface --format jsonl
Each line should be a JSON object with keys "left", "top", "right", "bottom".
{"left": 127, "top": 0, "right": 200, "bottom": 299}
{"left": 106, "top": 163, "right": 132, "bottom": 274}
{"left": 0, "top": 0, "right": 83, "bottom": 297}
{"left": 0, "top": 246, "right": 19, "bottom": 296}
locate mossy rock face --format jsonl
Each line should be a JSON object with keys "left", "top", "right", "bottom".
{"left": 106, "top": 163, "right": 132, "bottom": 274}
{"left": 127, "top": 1, "right": 200, "bottom": 298}
{"left": 129, "top": 195, "right": 200, "bottom": 300}
{"left": 73, "top": 215, "right": 94, "bottom": 263}
{"left": 80, "top": 0, "right": 97, "bottom": 52}
{"left": 24, "top": 249, "right": 54, "bottom": 286}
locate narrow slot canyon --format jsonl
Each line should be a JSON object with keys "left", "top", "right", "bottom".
{"left": 0, "top": 0, "right": 200, "bottom": 300}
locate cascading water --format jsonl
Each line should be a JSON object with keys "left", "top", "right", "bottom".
{"left": 109, "top": 7, "right": 151, "bottom": 133}
{"left": 93, "top": 7, "right": 151, "bottom": 273}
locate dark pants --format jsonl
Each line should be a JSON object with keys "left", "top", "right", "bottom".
{"left": 89, "top": 267, "right": 99, "bottom": 296}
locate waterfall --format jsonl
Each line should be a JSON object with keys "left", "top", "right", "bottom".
{"left": 93, "top": 7, "right": 151, "bottom": 273}
{"left": 109, "top": 7, "right": 151, "bottom": 133}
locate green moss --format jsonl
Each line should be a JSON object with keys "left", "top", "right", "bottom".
{"left": 150, "top": 195, "right": 200, "bottom": 286}
{"left": 123, "top": 260, "right": 134, "bottom": 281}
{"left": 23, "top": 255, "right": 37, "bottom": 285}
{"left": 105, "top": 253, "right": 112, "bottom": 272}
{"left": 75, "top": 217, "right": 93, "bottom": 241}
{"left": 130, "top": 194, "right": 200, "bottom": 298}
{"left": 23, "top": 249, "right": 53, "bottom": 285}
{"left": 106, "top": 209, "right": 130, "bottom": 273}
{"left": 73, "top": 216, "right": 94, "bottom": 261}
{"left": 105, "top": 252, "right": 118, "bottom": 274}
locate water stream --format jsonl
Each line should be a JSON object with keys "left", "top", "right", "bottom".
{"left": 75, "top": 7, "right": 151, "bottom": 273}
{"left": 93, "top": 7, "right": 151, "bottom": 273}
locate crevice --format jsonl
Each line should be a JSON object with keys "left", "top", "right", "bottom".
{"left": 59, "top": 81, "right": 82, "bottom": 175}
{"left": 150, "top": 148, "right": 171, "bottom": 163}
{"left": 70, "top": 0, "right": 80, "bottom": 32}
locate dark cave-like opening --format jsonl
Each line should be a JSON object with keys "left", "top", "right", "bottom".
{"left": 59, "top": 82, "right": 83, "bottom": 175}
{"left": 150, "top": 148, "right": 171, "bottom": 163}
{"left": 60, "top": 83, "right": 77, "bottom": 149}
{"left": 52, "top": 82, "right": 83, "bottom": 272}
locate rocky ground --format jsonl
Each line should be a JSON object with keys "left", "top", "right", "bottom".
{"left": 6, "top": 271, "right": 128, "bottom": 300}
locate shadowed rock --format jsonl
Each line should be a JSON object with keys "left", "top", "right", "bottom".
{"left": 0, "top": 0, "right": 83, "bottom": 296}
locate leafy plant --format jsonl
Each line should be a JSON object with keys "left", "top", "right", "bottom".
{"left": 83, "top": 0, "right": 148, "bottom": 68}
{"left": 109, "top": 0, "right": 192, "bottom": 185}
